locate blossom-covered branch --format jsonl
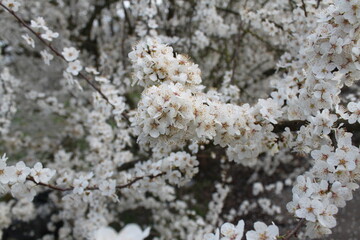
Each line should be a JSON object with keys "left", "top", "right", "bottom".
{"left": 0, "top": 2, "right": 113, "bottom": 107}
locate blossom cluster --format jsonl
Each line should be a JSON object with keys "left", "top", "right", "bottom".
{"left": 287, "top": 130, "right": 360, "bottom": 238}
{"left": 129, "top": 38, "right": 202, "bottom": 88}
{"left": 204, "top": 220, "right": 279, "bottom": 240}
{"left": 131, "top": 39, "right": 282, "bottom": 165}
{"left": 0, "top": 154, "right": 56, "bottom": 201}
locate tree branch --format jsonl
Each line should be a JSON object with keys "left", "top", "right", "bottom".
{"left": 316, "top": 0, "right": 321, "bottom": 9}
{"left": 301, "top": 0, "right": 308, "bottom": 17}
{"left": 0, "top": 3, "right": 117, "bottom": 110}
{"left": 282, "top": 218, "right": 306, "bottom": 240}
{"left": 273, "top": 119, "right": 360, "bottom": 133}
{"left": 26, "top": 172, "right": 165, "bottom": 192}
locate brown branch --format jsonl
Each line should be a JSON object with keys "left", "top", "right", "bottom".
{"left": 272, "top": 119, "right": 360, "bottom": 133}
{"left": 316, "top": 0, "right": 321, "bottom": 9}
{"left": 27, "top": 176, "right": 72, "bottom": 191}
{"left": 301, "top": 0, "right": 308, "bottom": 17}
{"left": 273, "top": 120, "right": 308, "bottom": 133}
{"left": 115, "top": 172, "right": 165, "bottom": 189}
{"left": 0, "top": 3, "right": 116, "bottom": 109}
{"left": 282, "top": 218, "right": 306, "bottom": 240}
{"left": 26, "top": 172, "right": 165, "bottom": 192}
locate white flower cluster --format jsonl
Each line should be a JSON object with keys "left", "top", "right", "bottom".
{"left": 131, "top": 39, "right": 283, "bottom": 165}
{"left": 0, "top": 154, "right": 56, "bottom": 201}
{"left": 204, "top": 220, "right": 279, "bottom": 240}
{"left": 287, "top": 130, "right": 360, "bottom": 238}
{"left": 62, "top": 47, "right": 82, "bottom": 76}
{"left": 129, "top": 38, "right": 202, "bottom": 88}
{"left": 30, "top": 16, "right": 59, "bottom": 42}
{"left": 272, "top": 0, "right": 360, "bottom": 121}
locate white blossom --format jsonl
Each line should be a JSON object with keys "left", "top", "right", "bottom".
{"left": 94, "top": 224, "right": 150, "bottom": 240}
{"left": 30, "top": 162, "right": 56, "bottom": 184}
{"left": 62, "top": 47, "right": 80, "bottom": 62}
{"left": 41, "top": 29, "right": 59, "bottom": 41}
{"left": 3, "top": 0, "right": 21, "bottom": 12}
{"left": 245, "top": 222, "right": 279, "bottom": 240}
{"left": 40, "top": 50, "right": 54, "bottom": 65}
{"left": 21, "top": 34, "right": 35, "bottom": 48}
{"left": 66, "top": 60, "right": 83, "bottom": 76}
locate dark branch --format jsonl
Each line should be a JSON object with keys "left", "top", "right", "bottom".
{"left": 273, "top": 119, "right": 360, "bottom": 134}
{"left": 301, "top": 0, "right": 308, "bottom": 17}
{"left": 26, "top": 172, "right": 166, "bottom": 192}
{"left": 282, "top": 218, "right": 306, "bottom": 240}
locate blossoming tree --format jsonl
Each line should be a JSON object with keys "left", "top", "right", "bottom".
{"left": 0, "top": 0, "right": 360, "bottom": 239}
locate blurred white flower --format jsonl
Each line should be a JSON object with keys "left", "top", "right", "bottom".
{"left": 66, "top": 60, "right": 83, "bottom": 76}
{"left": 3, "top": 0, "right": 21, "bottom": 12}
{"left": 94, "top": 224, "right": 150, "bottom": 240}
{"left": 62, "top": 47, "right": 80, "bottom": 62}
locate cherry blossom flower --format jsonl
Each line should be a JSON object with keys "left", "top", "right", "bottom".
{"left": 62, "top": 47, "right": 80, "bottom": 62}
{"left": 40, "top": 50, "right": 54, "bottom": 65}
{"left": 258, "top": 98, "right": 282, "bottom": 124}
{"left": 10, "top": 181, "right": 37, "bottom": 202}
{"left": 220, "top": 220, "right": 244, "bottom": 240}
{"left": 30, "top": 17, "right": 47, "bottom": 29}
{"left": 94, "top": 226, "right": 119, "bottom": 240}
{"left": 41, "top": 29, "right": 59, "bottom": 41}
{"left": 346, "top": 102, "right": 360, "bottom": 124}
{"left": 21, "top": 34, "right": 35, "bottom": 48}
{"left": 3, "top": 0, "right": 21, "bottom": 12}
{"left": 204, "top": 229, "right": 220, "bottom": 240}
{"left": 292, "top": 175, "right": 314, "bottom": 197}
{"left": 309, "top": 109, "right": 337, "bottom": 135}
{"left": 295, "top": 197, "right": 322, "bottom": 222}
{"left": 94, "top": 224, "right": 150, "bottom": 240}
{"left": 14, "top": 161, "right": 31, "bottom": 183}
{"left": 117, "top": 224, "right": 151, "bottom": 240}
{"left": 245, "top": 222, "right": 279, "bottom": 240}
{"left": 311, "top": 145, "right": 334, "bottom": 162}
{"left": 99, "top": 179, "right": 116, "bottom": 196}
{"left": 85, "top": 67, "right": 100, "bottom": 75}
{"left": 315, "top": 200, "right": 338, "bottom": 228}
{"left": 30, "top": 162, "right": 56, "bottom": 184}
{"left": 95, "top": 76, "right": 110, "bottom": 83}
{"left": 66, "top": 60, "right": 83, "bottom": 76}
{"left": 0, "top": 154, "right": 16, "bottom": 184}
{"left": 327, "top": 149, "right": 356, "bottom": 171}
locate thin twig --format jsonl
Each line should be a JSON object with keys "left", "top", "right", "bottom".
{"left": 282, "top": 218, "right": 306, "bottom": 240}
{"left": 273, "top": 119, "right": 360, "bottom": 133}
{"left": 301, "top": 0, "right": 308, "bottom": 17}
{"left": 26, "top": 172, "right": 166, "bottom": 192}
{"left": 316, "top": 0, "right": 321, "bottom": 9}
{"left": 27, "top": 176, "right": 72, "bottom": 191}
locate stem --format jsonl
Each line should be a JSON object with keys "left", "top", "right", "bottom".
{"left": 301, "top": 0, "right": 308, "bottom": 17}
{"left": 282, "top": 218, "right": 306, "bottom": 240}
{"left": 316, "top": 0, "right": 321, "bottom": 9}
{"left": 273, "top": 119, "right": 360, "bottom": 133}
{"left": 26, "top": 172, "right": 165, "bottom": 192}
